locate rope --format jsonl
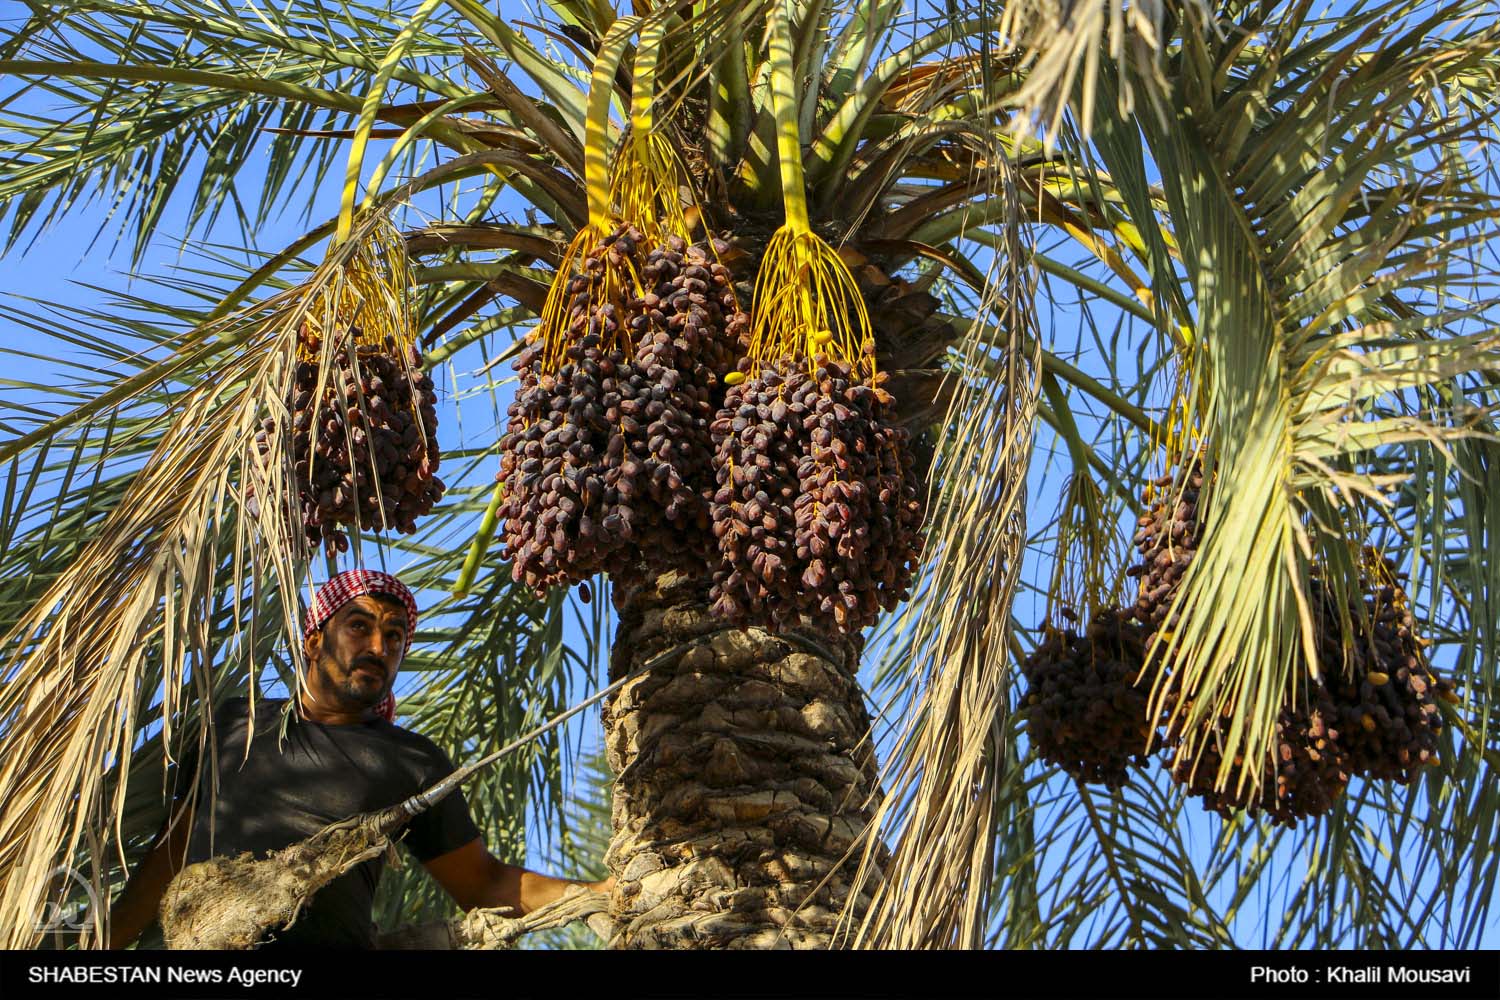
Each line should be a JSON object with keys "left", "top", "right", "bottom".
{"left": 381, "top": 624, "right": 738, "bottom": 827}
{"left": 380, "top": 620, "right": 848, "bottom": 829}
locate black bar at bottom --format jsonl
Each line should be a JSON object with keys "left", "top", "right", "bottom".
{"left": 2, "top": 948, "right": 1496, "bottom": 1000}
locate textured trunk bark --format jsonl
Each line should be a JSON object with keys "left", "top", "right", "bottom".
{"left": 601, "top": 572, "right": 884, "bottom": 949}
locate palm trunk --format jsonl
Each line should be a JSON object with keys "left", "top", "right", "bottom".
{"left": 601, "top": 571, "right": 884, "bottom": 949}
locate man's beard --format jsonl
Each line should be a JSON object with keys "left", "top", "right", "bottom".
{"left": 315, "top": 654, "right": 388, "bottom": 708}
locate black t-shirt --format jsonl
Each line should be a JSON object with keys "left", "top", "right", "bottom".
{"left": 171, "top": 697, "right": 481, "bottom": 949}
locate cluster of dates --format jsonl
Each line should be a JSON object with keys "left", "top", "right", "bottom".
{"left": 707, "top": 353, "right": 924, "bottom": 635}
{"left": 1313, "top": 569, "right": 1452, "bottom": 784}
{"left": 1021, "top": 453, "right": 1454, "bottom": 826}
{"left": 1021, "top": 609, "right": 1161, "bottom": 788}
{"left": 267, "top": 330, "right": 444, "bottom": 556}
{"left": 497, "top": 229, "right": 747, "bottom": 591}
{"left": 495, "top": 226, "right": 926, "bottom": 636}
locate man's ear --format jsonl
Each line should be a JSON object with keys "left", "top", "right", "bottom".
{"left": 304, "top": 628, "right": 322, "bottom": 662}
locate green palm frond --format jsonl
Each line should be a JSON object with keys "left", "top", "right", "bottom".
{"left": 0, "top": 0, "right": 472, "bottom": 262}
{"left": 1105, "top": 0, "right": 1500, "bottom": 798}
{"left": 979, "top": 0, "right": 1500, "bottom": 949}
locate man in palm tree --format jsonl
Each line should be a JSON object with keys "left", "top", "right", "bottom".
{"left": 106, "top": 570, "right": 607, "bottom": 949}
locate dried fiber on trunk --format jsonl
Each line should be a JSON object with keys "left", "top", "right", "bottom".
{"left": 376, "top": 887, "right": 614, "bottom": 950}
{"left": 603, "top": 572, "right": 885, "bottom": 949}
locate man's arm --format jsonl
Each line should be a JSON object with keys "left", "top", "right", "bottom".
{"left": 106, "top": 803, "right": 195, "bottom": 949}
{"left": 422, "top": 838, "right": 611, "bottom": 915}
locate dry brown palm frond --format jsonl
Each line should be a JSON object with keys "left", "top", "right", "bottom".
{"left": 0, "top": 212, "right": 410, "bottom": 948}
{"left": 837, "top": 142, "right": 1041, "bottom": 949}
{"left": 879, "top": 53, "right": 996, "bottom": 112}
{"left": 988, "top": 0, "right": 1208, "bottom": 149}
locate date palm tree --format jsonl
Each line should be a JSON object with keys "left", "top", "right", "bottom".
{"left": 0, "top": 0, "right": 1497, "bottom": 950}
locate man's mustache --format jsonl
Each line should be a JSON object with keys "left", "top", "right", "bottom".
{"left": 351, "top": 656, "right": 388, "bottom": 675}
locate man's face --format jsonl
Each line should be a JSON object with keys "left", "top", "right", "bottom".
{"left": 304, "top": 594, "right": 408, "bottom": 713}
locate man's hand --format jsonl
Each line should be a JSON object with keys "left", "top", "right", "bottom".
{"left": 453, "top": 879, "right": 613, "bottom": 950}
{"left": 423, "top": 838, "right": 613, "bottom": 916}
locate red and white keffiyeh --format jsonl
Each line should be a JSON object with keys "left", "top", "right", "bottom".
{"left": 304, "top": 569, "right": 419, "bottom": 722}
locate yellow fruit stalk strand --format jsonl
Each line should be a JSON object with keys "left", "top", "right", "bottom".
{"left": 457, "top": 19, "right": 639, "bottom": 598}
{"left": 1154, "top": 357, "right": 1203, "bottom": 495}
{"left": 537, "top": 16, "right": 644, "bottom": 374}
{"left": 611, "top": 14, "right": 693, "bottom": 249}
{"left": 297, "top": 218, "right": 417, "bottom": 361}
{"left": 611, "top": 9, "right": 749, "bottom": 331}
{"left": 748, "top": 0, "right": 873, "bottom": 383}
{"left": 460, "top": 21, "right": 642, "bottom": 596}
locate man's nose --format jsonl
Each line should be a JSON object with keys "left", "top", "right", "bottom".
{"left": 367, "top": 628, "right": 389, "bottom": 660}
